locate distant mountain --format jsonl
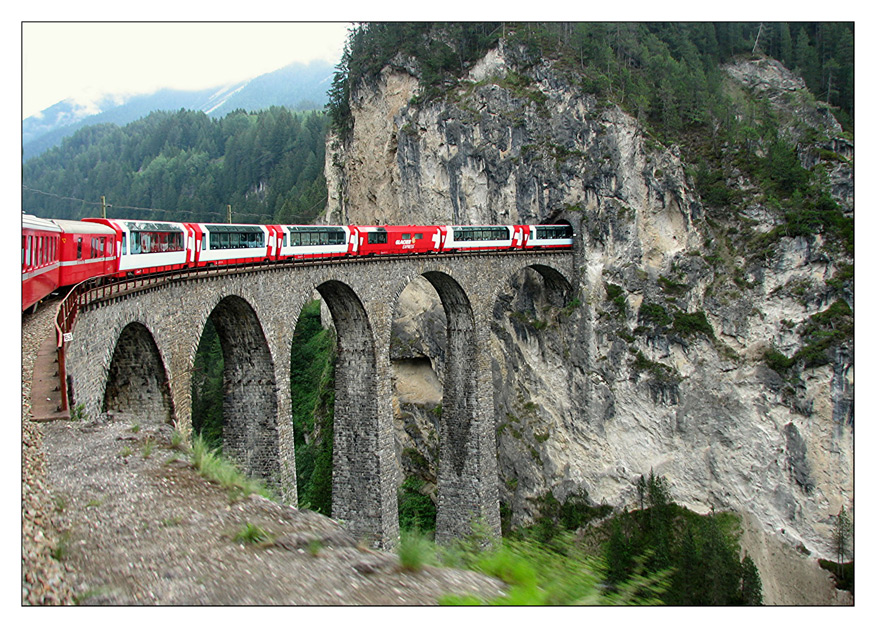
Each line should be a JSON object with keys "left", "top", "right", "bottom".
{"left": 22, "top": 59, "right": 336, "bottom": 161}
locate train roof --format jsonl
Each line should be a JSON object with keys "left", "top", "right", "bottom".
{"left": 51, "top": 219, "right": 117, "bottom": 235}
{"left": 22, "top": 214, "right": 62, "bottom": 232}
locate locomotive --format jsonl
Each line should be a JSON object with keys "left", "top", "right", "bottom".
{"left": 22, "top": 214, "right": 573, "bottom": 311}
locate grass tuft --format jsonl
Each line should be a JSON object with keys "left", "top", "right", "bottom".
{"left": 397, "top": 528, "right": 436, "bottom": 572}
{"left": 234, "top": 522, "right": 272, "bottom": 545}
{"left": 190, "top": 434, "right": 274, "bottom": 501}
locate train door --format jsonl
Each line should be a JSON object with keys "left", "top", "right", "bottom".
{"left": 512, "top": 226, "right": 524, "bottom": 249}
{"left": 188, "top": 224, "right": 204, "bottom": 266}
{"left": 348, "top": 226, "right": 360, "bottom": 255}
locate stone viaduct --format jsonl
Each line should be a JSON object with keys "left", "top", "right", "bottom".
{"left": 63, "top": 250, "right": 577, "bottom": 548}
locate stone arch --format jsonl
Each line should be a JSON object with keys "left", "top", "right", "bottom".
{"left": 206, "top": 295, "right": 279, "bottom": 483}
{"left": 489, "top": 260, "right": 578, "bottom": 530}
{"left": 421, "top": 271, "right": 476, "bottom": 476}
{"left": 514, "top": 263, "right": 575, "bottom": 309}
{"left": 316, "top": 279, "right": 398, "bottom": 547}
{"left": 419, "top": 270, "right": 500, "bottom": 543}
{"left": 103, "top": 321, "right": 175, "bottom": 424}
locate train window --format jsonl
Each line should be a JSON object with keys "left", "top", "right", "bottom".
{"left": 414, "top": 233, "right": 423, "bottom": 240}
{"left": 76, "top": 237, "right": 83, "bottom": 260}
{"left": 367, "top": 232, "right": 387, "bottom": 245}
{"left": 209, "top": 229, "right": 263, "bottom": 250}
{"left": 535, "top": 225, "right": 573, "bottom": 240}
{"left": 402, "top": 233, "right": 411, "bottom": 240}
{"left": 454, "top": 227, "right": 508, "bottom": 241}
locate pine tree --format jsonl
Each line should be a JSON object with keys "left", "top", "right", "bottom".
{"left": 739, "top": 554, "right": 763, "bottom": 605}
{"left": 833, "top": 505, "right": 852, "bottom": 576}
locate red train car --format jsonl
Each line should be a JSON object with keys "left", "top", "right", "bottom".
{"left": 53, "top": 219, "right": 119, "bottom": 287}
{"left": 353, "top": 225, "right": 443, "bottom": 256}
{"left": 22, "top": 214, "right": 62, "bottom": 311}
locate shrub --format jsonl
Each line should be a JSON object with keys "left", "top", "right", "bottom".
{"left": 604, "top": 283, "right": 627, "bottom": 316}
{"left": 764, "top": 348, "right": 793, "bottom": 373}
{"left": 672, "top": 311, "right": 714, "bottom": 338}
{"left": 639, "top": 302, "right": 672, "bottom": 327}
{"left": 397, "top": 528, "right": 436, "bottom": 571}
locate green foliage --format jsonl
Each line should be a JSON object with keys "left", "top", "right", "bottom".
{"left": 818, "top": 558, "right": 854, "bottom": 594}
{"left": 397, "top": 528, "right": 437, "bottom": 571}
{"left": 233, "top": 522, "right": 272, "bottom": 545}
{"left": 740, "top": 554, "right": 764, "bottom": 605}
{"left": 70, "top": 403, "right": 86, "bottom": 422}
{"left": 658, "top": 275, "right": 689, "bottom": 295}
{"left": 604, "top": 282, "right": 627, "bottom": 316}
{"left": 638, "top": 302, "right": 672, "bottom": 328}
{"left": 334, "top": 23, "right": 823, "bottom": 141}
{"left": 50, "top": 531, "right": 72, "bottom": 562}
{"left": 518, "top": 491, "right": 613, "bottom": 544}
{"left": 763, "top": 347, "right": 794, "bottom": 373}
{"left": 23, "top": 107, "right": 328, "bottom": 225}
{"left": 329, "top": 23, "right": 503, "bottom": 139}
{"left": 398, "top": 476, "right": 437, "bottom": 533}
{"left": 630, "top": 350, "right": 680, "bottom": 384}
{"left": 604, "top": 473, "right": 761, "bottom": 605}
{"left": 672, "top": 310, "right": 715, "bottom": 339}
{"left": 191, "top": 317, "right": 224, "bottom": 451}
{"left": 440, "top": 532, "right": 668, "bottom": 605}
{"left": 190, "top": 434, "right": 274, "bottom": 501}
{"left": 290, "top": 300, "right": 336, "bottom": 515}
{"left": 766, "top": 300, "right": 854, "bottom": 375}
{"left": 831, "top": 505, "right": 853, "bottom": 582}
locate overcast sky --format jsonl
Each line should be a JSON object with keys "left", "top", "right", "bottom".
{"left": 21, "top": 22, "right": 353, "bottom": 119}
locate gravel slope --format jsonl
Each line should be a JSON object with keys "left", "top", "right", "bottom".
{"left": 21, "top": 301, "right": 77, "bottom": 604}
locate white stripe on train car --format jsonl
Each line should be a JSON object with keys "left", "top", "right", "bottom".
{"left": 58, "top": 256, "right": 116, "bottom": 267}
{"left": 22, "top": 263, "right": 60, "bottom": 281}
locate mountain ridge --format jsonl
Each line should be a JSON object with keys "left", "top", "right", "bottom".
{"left": 22, "top": 59, "right": 336, "bottom": 161}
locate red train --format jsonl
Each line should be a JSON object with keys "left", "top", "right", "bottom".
{"left": 22, "top": 214, "right": 573, "bottom": 311}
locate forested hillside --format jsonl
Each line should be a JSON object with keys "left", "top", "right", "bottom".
{"left": 329, "top": 22, "right": 853, "bottom": 140}
{"left": 22, "top": 107, "right": 328, "bottom": 225}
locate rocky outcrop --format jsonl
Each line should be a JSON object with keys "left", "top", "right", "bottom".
{"left": 325, "top": 44, "right": 853, "bottom": 600}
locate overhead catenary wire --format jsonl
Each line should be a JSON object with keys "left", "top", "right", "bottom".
{"left": 22, "top": 184, "right": 328, "bottom": 224}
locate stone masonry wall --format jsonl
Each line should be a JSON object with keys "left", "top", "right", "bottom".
{"left": 64, "top": 251, "right": 575, "bottom": 547}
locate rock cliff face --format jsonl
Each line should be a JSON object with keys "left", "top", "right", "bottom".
{"left": 324, "top": 43, "right": 853, "bottom": 590}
